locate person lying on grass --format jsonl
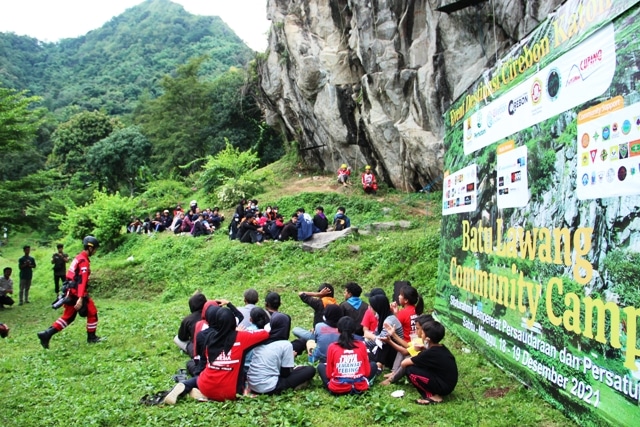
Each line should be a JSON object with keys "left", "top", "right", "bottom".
{"left": 400, "top": 317, "right": 458, "bottom": 405}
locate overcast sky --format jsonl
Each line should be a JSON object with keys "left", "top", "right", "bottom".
{"left": 0, "top": 0, "right": 270, "bottom": 51}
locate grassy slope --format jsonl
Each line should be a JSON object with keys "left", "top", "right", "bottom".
{"left": 0, "top": 173, "right": 576, "bottom": 427}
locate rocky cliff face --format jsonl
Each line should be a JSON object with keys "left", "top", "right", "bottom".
{"left": 258, "top": 0, "right": 564, "bottom": 191}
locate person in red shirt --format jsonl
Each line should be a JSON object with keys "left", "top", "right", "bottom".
{"left": 361, "top": 165, "right": 378, "bottom": 194}
{"left": 337, "top": 164, "right": 351, "bottom": 186}
{"left": 317, "top": 316, "right": 377, "bottom": 395}
{"left": 392, "top": 283, "right": 424, "bottom": 340}
{"left": 37, "top": 236, "right": 103, "bottom": 349}
{"left": 361, "top": 288, "right": 387, "bottom": 347}
{"left": 164, "top": 306, "right": 269, "bottom": 404}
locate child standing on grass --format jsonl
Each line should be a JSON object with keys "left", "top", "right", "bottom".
{"left": 401, "top": 318, "right": 458, "bottom": 405}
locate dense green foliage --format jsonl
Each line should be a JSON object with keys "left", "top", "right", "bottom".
{"left": 0, "top": 0, "right": 284, "bottom": 235}
{"left": 0, "top": 0, "right": 254, "bottom": 116}
{"left": 87, "top": 126, "right": 152, "bottom": 195}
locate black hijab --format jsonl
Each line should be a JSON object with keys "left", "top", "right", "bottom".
{"left": 369, "top": 294, "right": 392, "bottom": 335}
{"left": 264, "top": 312, "right": 291, "bottom": 344}
{"left": 204, "top": 308, "right": 238, "bottom": 363}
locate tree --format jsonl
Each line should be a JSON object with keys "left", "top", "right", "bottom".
{"left": 134, "top": 56, "right": 216, "bottom": 175}
{"left": 48, "top": 110, "right": 123, "bottom": 174}
{"left": 86, "top": 127, "right": 152, "bottom": 195}
{"left": 0, "top": 86, "right": 45, "bottom": 155}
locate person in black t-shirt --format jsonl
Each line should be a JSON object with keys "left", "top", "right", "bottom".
{"left": 401, "top": 318, "right": 458, "bottom": 405}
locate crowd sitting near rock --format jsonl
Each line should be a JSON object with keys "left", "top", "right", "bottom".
{"left": 128, "top": 199, "right": 352, "bottom": 243}
{"left": 163, "top": 280, "right": 458, "bottom": 405}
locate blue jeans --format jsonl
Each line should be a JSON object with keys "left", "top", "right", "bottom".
{"left": 292, "top": 326, "right": 314, "bottom": 342}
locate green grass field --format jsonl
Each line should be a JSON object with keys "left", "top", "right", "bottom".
{"left": 0, "top": 188, "right": 576, "bottom": 427}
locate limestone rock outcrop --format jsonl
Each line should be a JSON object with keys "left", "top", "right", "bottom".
{"left": 258, "top": 0, "right": 564, "bottom": 191}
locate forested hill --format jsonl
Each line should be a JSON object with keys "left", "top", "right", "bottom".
{"left": 0, "top": 0, "right": 255, "bottom": 115}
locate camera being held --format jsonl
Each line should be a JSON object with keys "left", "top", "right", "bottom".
{"left": 52, "top": 293, "right": 74, "bottom": 310}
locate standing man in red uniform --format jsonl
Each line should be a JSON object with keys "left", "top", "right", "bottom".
{"left": 37, "top": 236, "right": 104, "bottom": 349}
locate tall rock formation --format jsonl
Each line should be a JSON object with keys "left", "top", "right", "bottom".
{"left": 258, "top": 0, "right": 564, "bottom": 191}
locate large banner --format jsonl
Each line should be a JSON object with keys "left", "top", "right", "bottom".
{"left": 436, "top": 1, "right": 640, "bottom": 425}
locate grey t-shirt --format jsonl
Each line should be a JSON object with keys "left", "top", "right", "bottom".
{"left": 247, "top": 340, "right": 294, "bottom": 393}
{"left": 379, "top": 314, "right": 403, "bottom": 339}
{"left": 238, "top": 304, "right": 256, "bottom": 328}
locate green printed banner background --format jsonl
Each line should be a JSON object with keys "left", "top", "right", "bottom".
{"left": 435, "top": 1, "right": 640, "bottom": 425}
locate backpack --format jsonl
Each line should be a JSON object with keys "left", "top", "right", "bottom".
{"left": 335, "top": 218, "right": 346, "bottom": 231}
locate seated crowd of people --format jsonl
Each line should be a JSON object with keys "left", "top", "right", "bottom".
{"left": 127, "top": 199, "right": 352, "bottom": 243}
{"left": 127, "top": 200, "right": 224, "bottom": 238}
{"left": 165, "top": 280, "right": 458, "bottom": 406}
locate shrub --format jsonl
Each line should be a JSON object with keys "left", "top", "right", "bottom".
{"left": 58, "top": 191, "right": 135, "bottom": 251}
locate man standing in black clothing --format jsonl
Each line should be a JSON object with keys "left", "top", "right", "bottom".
{"left": 51, "top": 243, "right": 69, "bottom": 295}
{"left": 18, "top": 245, "right": 36, "bottom": 305}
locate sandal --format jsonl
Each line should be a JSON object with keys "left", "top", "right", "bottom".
{"left": 140, "top": 390, "right": 170, "bottom": 405}
{"left": 415, "top": 396, "right": 442, "bottom": 405}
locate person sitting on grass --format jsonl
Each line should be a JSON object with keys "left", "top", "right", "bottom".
{"left": 366, "top": 294, "right": 403, "bottom": 372}
{"left": 164, "top": 306, "right": 269, "bottom": 404}
{"left": 337, "top": 163, "right": 351, "bottom": 186}
{"left": 339, "top": 282, "right": 368, "bottom": 336}
{"left": 247, "top": 312, "right": 316, "bottom": 394}
{"left": 173, "top": 291, "right": 207, "bottom": 357}
{"left": 401, "top": 318, "right": 458, "bottom": 405}
{"left": 378, "top": 313, "right": 433, "bottom": 385}
{"left": 312, "top": 206, "right": 329, "bottom": 233}
{"left": 0, "top": 267, "right": 15, "bottom": 309}
{"left": 392, "top": 283, "right": 424, "bottom": 341}
{"left": 332, "top": 207, "right": 351, "bottom": 231}
{"left": 291, "top": 283, "right": 337, "bottom": 353}
{"left": 302, "top": 303, "right": 343, "bottom": 362}
{"left": 317, "top": 316, "right": 377, "bottom": 395}
{"left": 279, "top": 214, "right": 298, "bottom": 241}
{"left": 361, "top": 165, "right": 378, "bottom": 195}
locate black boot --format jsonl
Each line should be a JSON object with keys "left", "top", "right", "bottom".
{"left": 37, "top": 327, "right": 58, "bottom": 349}
{"left": 87, "top": 331, "right": 104, "bottom": 344}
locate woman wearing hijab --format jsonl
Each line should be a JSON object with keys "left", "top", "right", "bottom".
{"left": 247, "top": 312, "right": 316, "bottom": 394}
{"left": 164, "top": 306, "right": 269, "bottom": 404}
{"left": 366, "top": 294, "right": 403, "bottom": 371}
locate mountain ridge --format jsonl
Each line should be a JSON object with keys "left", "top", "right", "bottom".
{"left": 0, "top": 0, "right": 254, "bottom": 115}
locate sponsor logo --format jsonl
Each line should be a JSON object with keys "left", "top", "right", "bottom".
{"left": 630, "top": 140, "right": 640, "bottom": 157}
{"left": 547, "top": 68, "right": 561, "bottom": 100}
{"left": 609, "top": 145, "right": 618, "bottom": 161}
{"left": 581, "top": 152, "right": 590, "bottom": 166}
{"left": 508, "top": 94, "right": 529, "bottom": 115}
{"left": 581, "top": 133, "right": 590, "bottom": 148}
{"left": 581, "top": 173, "right": 589, "bottom": 186}
{"left": 618, "top": 166, "right": 627, "bottom": 181}
{"left": 606, "top": 168, "right": 615, "bottom": 183}
{"left": 580, "top": 49, "right": 603, "bottom": 71}
{"left": 531, "top": 79, "right": 543, "bottom": 104}
{"left": 602, "top": 125, "right": 610, "bottom": 140}
{"left": 622, "top": 119, "right": 631, "bottom": 135}
{"left": 600, "top": 148, "right": 608, "bottom": 162}
{"left": 619, "top": 143, "right": 629, "bottom": 159}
